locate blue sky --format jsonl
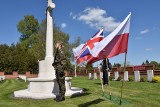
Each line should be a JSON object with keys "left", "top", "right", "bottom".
{"left": 0, "top": 0, "right": 160, "bottom": 66}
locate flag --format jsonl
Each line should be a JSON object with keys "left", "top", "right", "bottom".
{"left": 88, "top": 13, "right": 131, "bottom": 64}
{"left": 76, "top": 29, "right": 104, "bottom": 64}
{"left": 72, "top": 44, "right": 85, "bottom": 58}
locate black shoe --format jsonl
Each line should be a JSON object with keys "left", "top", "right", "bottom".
{"left": 55, "top": 97, "right": 65, "bottom": 102}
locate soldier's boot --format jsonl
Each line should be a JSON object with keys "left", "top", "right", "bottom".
{"left": 55, "top": 95, "right": 65, "bottom": 102}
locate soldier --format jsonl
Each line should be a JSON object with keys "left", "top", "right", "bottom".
{"left": 52, "top": 41, "right": 66, "bottom": 102}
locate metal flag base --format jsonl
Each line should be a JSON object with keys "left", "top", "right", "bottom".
{"left": 101, "top": 92, "right": 130, "bottom": 105}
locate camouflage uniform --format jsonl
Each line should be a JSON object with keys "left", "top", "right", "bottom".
{"left": 53, "top": 48, "right": 66, "bottom": 100}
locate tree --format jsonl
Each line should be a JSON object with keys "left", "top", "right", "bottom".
{"left": 150, "top": 61, "right": 160, "bottom": 70}
{"left": 17, "top": 15, "right": 39, "bottom": 42}
{"left": 145, "top": 60, "right": 150, "bottom": 65}
{"left": 113, "top": 63, "right": 121, "bottom": 67}
{"left": 0, "top": 15, "right": 75, "bottom": 74}
{"left": 142, "top": 62, "right": 145, "bottom": 65}
{"left": 86, "top": 64, "right": 93, "bottom": 71}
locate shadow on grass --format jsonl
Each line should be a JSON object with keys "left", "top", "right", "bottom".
{"left": 70, "top": 92, "right": 91, "bottom": 98}
{"left": 78, "top": 98, "right": 105, "bottom": 107}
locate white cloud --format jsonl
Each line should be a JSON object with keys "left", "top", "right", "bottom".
{"left": 72, "top": 7, "right": 120, "bottom": 32}
{"left": 61, "top": 23, "right": 67, "bottom": 28}
{"left": 140, "top": 29, "right": 149, "bottom": 34}
{"left": 145, "top": 48, "right": 153, "bottom": 51}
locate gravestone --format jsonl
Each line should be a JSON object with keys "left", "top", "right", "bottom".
{"left": 147, "top": 70, "right": 154, "bottom": 82}
{"left": 114, "top": 71, "right": 119, "bottom": 80}
{"left": 134, "top": 71, "right": 140, "bottom": 82}
{"left": 124, "top": 71, "right": 128, "bottom": 81}
{"left": 88, "top": 73, "right": 92, "bottom": 79}
{"left": 93, "top": 73, "right": 97, "bottom": 80}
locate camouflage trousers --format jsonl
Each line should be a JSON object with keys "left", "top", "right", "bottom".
{"left": 56, "top": 70, "right": 66, "bottom": 98}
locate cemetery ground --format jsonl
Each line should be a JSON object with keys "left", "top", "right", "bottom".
{"left": 0, "top": 76, "right": 160, "bottom": 107}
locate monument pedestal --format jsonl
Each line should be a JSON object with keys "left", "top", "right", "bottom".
{"left": 14, "top": 77, "right": 83, "bottom": 99}
{"left": 14, "top": 59, "right": 83, "bottom": 99}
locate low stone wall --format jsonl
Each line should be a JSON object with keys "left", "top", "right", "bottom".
{"left": 0, "top": 71, "right": 38, "bottom": 79}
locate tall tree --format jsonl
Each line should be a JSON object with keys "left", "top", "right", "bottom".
{"left": 17, "top": 15, "right": 39, "bottom": 42}
{"left": 145, "top": 60, "right": 150, "bottom": 65}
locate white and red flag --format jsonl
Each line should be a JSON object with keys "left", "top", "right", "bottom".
{"left": 88, "top": 13, "right": 131, "bottom": 64}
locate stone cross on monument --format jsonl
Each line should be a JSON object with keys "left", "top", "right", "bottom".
{"left": 14, "top": 0, "right": 83, "bottom": 99}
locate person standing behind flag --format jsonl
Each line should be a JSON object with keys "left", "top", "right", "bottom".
{"left": 101, "top": 59, "right": 108, "bottom": 85}
{"left": 101, "top": 58, "right": 112, "bottom": 85}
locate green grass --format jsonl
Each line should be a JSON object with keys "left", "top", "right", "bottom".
{"left": 0, "top": 77, "right": 160, "bottom": 107}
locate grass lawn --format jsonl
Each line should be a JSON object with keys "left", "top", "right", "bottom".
{"left": 0, "top": 77, "right": 160, "bottom": 107}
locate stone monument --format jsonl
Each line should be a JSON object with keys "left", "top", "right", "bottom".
{"left": 14, "top": 0, "right": 83, "bottom": 99}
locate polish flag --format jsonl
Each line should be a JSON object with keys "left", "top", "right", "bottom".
{"left": 88, "top": 13, "right": 131, "bottom": 64}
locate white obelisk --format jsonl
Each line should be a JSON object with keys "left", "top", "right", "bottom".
{"left": 38, "top": 0, "right": 55, "bottom": 79}
{"left": 45, "top": 0, "right": 54, "bottom": 60}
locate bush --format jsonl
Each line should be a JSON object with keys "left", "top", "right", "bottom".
{"left": 109, "top": 76, "right": 114, "bottom": 81}
{"left": 116, "top": 76, "right": 122, "bottom": 81}
{"left": 129, "top": 76, "right": 134, "bottom": 81}
{"left": 140, "top": 77, "right": 146, "bottom": 82}
{"left": 152, "top": 76, "right": 160, "bottom": 83}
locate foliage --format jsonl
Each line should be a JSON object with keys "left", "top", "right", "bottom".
{"left": 17, "top": 15, "right": 39, "bottom": 42}
{"left": 0, "top": 43, "right": 38, "bottom": 74}
{"left": 86, "top": 64, "right": 93, "bottom": 71}
{"left": 140, "top": 77, "right": 146, "bottom": 82}
{"left": 150, "top": 61, "right": 160, "bottom": 70}
{"left": 152, "top": 76, "right": 160, "bottom": 83}
{"left": 113, "top": 63, "right": 121, "bottom": 67}
{"left": 128, "top": 76, "right": 134, "bottom": 81}
{"left": 0, "top": 15, "right": 73, "bottom": 74}
{"left": 116, "top": 76, "right": 122, "bottom": 81}
{"left": 109, "top": 75, "right": 114, "bottom": 81}
{"left": 142, "top": 60, "right": 160, "bottom": 70}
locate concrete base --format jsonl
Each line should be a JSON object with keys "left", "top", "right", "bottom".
{"left": 14, "top": 77, "right": 83, "bottom": 99}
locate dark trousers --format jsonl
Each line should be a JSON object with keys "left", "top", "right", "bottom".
{"left": 103, "top": 70, "right": 108, "bottom": 85}
{"left": 56, "top": 70, "right": 66, "bottom": 98}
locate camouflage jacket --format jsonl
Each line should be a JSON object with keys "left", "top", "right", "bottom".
{"left": 53, "top": 48, "right": 66, "bottom": 71}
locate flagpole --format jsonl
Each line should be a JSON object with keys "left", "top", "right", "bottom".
{"left": 106, "top": 58, "right": 111, "bottom": 100}
{"left": 74, "top": 59, "right": 77, "bottom": 77}
{"left": 97, "top": 61, "right": 101, "bottom": 80}
{"left": 98, "top": 62, "right": 104, "bottom": 94}
{"left": 120, "top": 52, "right": 127, "bottom": 105}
